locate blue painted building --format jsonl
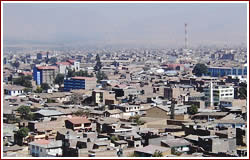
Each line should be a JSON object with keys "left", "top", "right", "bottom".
{"left": 33, "top": 66, "right": 58, "bottom": 85}
{"left": 207, "top": 66, "right": 247, "bottom": 77}
{"left": 64, "top": 77, "right": 86, "bottom": 91}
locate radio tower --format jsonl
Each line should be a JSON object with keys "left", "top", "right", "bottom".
{"left": 184, "top": 23, "right": 188, "bottom": 49}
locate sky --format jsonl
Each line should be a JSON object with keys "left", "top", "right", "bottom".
{"left": 3, "top": 3, "right": 248, "bottom": 48}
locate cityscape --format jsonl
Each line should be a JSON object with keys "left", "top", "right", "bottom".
{"left": 2, "top": 2, "right": 248, "bottom": 157}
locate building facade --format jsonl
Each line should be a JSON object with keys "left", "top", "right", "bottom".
{"left": 33, "top": 66, "right": 58, "bottom": 85}
{"left": 204, "top": 83, "right": 234, "bottom": 107}
{"left": 207, "top": 66, "right": 247, "bottom": 77}
{"left": 64, "top": 77, "right": 96, "bottom": 91}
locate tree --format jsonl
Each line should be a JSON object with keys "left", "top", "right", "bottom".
{"left": 55, "top": 74, "right": 65, "bottom": 86}
{"left": 110, "top": 136, "right": 119, "bottom": 143}
{"left": 13, "top": 75, "right": 32, "bottom": 88}
{"left": 152, "top": 150, "right": 163, "bottom": 157}
{"left": 49, "top": 57, "right": 57, "bottom": 64}
{"left": 35, "top": 87, "right": 43, "bottom": 93}
{"left": 16, "top": 127, "right": 29, "bottom": 139}
{"left": 47, "top": 98, "right": 56, "bottom": 103}
{"left": 238, "top": 82, "right": 247, "bottom": 99}
{"left": 72, "top": 109, "right": 90, "bottom": 117}
{"left": 41, "top": 83, "right": 50, "bottom": 90}
{"left": 192, "top": 63, "right": 208, "bottom": 77}
{"left": 17, "top": 105, "right": 31, "bottom": 118}
{"left": 96, "top": 71, "right": 108, "bottom": 83}
{"left": 70, "top": 93, "right": 83, "bottom": 105}
{"left": 24, "top": 88, "right": 32, "bottom": 94}
{"left": 94, "top": 54, "right": 102, "bottom": 71}
{"left": 129, "top": 115, "right": 144, "bottom": 125}
{"left": 189, "top": 104, "right": 198, "bottom": 115}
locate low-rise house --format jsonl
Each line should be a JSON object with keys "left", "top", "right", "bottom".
{"left": 198, "top": 136, "right": 236, "bottom": 155}
{"left": 3, "top": 145, "right": 24, "bottom": 157}
{"left": 65, "top": 117, "right": 92, "bottom": 131}
{"left": 28, "top": 139, "right": 63, "bottom": 157}
{"left": 109, "top": 104, "right": 144, "bottom": 118}
{"left": 134, "top": 144, "right": 171, "bottom": 157}
{"left": 161, "top": 138, "right": 191, "bottom": 154}
{"left": 4, "top": 85, "right": 25, "bottom": 96}
{"left": 192, "top": 112, "right": 228, "bottom": 121}
{"left": 33, "top": 109, "right": 65, "bottom": 121}
{"left": 104, "top": 109, "right": 122, "bottom": 118}
{"left": 118, "top": 132, "right": 142, "bottom": 148}
{"left": 113, "top": 140, "right": 128, "bottom": 149}
{"left": 146, "top": 105, "right": 169, "bottom": 119}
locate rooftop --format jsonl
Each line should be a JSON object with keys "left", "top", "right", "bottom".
{"left": 66, "top": 116, "right": 91, "bottom": 124}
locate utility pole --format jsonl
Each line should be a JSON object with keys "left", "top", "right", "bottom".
{"left": 184, "top": 23, "right": 188, "bottom": 49}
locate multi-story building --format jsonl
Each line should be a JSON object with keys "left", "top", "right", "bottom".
{"left": 63, "top": 76, "right": 96, "bottom": 91}
{"left": 92, "top": 90, "right": 117, "bottom": 105}
{"left": 55, "top": 60, "right": 80, "bottom": 74}
{"left": 33, "top": 66, "right": 58, "bottom": 85}
{"left": 207, "top": 66, "right": 247, "bottom": 77}
{"left": 204, "top": 82, "right": 234, "bottom": 107}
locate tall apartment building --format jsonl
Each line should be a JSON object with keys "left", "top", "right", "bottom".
{"left": 33, "top": 66, "right": 58, "bottom": 85}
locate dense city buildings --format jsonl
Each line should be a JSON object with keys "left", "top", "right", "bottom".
{"left": 2, "top": 2, "right": 248, "bottom": 158}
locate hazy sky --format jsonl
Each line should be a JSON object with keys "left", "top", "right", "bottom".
{"left": 3, "top": 3, "right": 248, "bottom": 48}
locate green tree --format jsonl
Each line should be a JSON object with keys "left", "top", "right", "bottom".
{"left": 25, "top": 113, "right": 34, "bottom": 120}
{"left": 55, "top": 74, "right": 65, "bottom": 86}
{"left": 13, "top": 75, "right": 32, "bottom": 88}
{"left": 110, "top": 136, "right": 119, "bottom": 143}
{"left": 189, "top": 104, "right": 198, "bottom": 115}
{"left": 41, "top": 83, "right": 50, "bottom": 90}
{"left": 16, "top": 127, "right": 29, "bottom": 138}
{"left": 70, "top": 93, "right": 83, "bottom": 105}
{"left": 152, "top": 150, "right": 163, "bottom": 157}
{"left": 129, "top": 115, "right": 144, "bottom": 125}
{"left": 17, "top": 105, "right": 31, "bottom": 118}
{"left": 192, "top": 63, "right": 208, "bottom": 77}
{"left": 35, "top": 87, "right": 43, "bottom": 93}
{"left": 24, "top": 88, "right": 32, "bottom": 93}
{"left": 238, "top": 83, "right": 247, "bottom": 99}
{"left": 47, "top": 98, "right": 56, "bottom": 103}
{"left": 96, "top": 71, "right": 108, "bottom": 83}
{"left": 94, "top": 54, "right": 102, "bottom": 71}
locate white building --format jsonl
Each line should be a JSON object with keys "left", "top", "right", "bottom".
{"left": 204, "top": 83, "right": 234, "bottom": 107}
{"left": 4, "top": 85, "right": 25, "bottom": 96}
{"left": 28, "top": 139, "right": 62, "bottom": 157}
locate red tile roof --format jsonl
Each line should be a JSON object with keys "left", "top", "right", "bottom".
{"left": 67, "top": 117, "right": 90, "bottom": 124}
{"left": 56, "top": 62, "right": 71, "bottom": 66}
{"left": 33, "top": 139, "right": 50, "bottom": 145}
{"left": 67, "top": 59, "right": 75, "bottom": 64}
{"left": 37, "top": 66, "right": 58, "bottom": 70}
{"left": 20, "top": 72, "right": 32, "bottom": 76}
